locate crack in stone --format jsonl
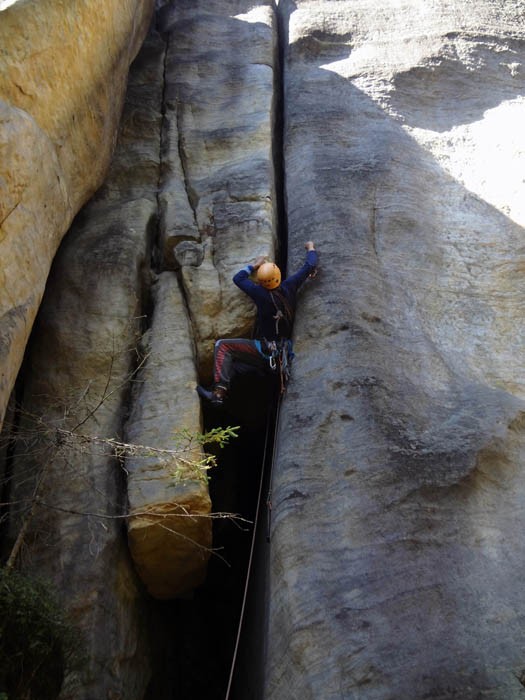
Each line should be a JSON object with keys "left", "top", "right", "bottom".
{"left": 0, "top": 200, "right": 21, "bottom": 229}
{"left": 13, "top": 81, "right": 33, "bottom": 97}
{"left": 154, "top": 28, "right": 170, "bottom": 274}
{"left": 154, "top": 24, "right": 199, "bottom": 358}
{"left": 175, "top": 97, "right": 199, "bottom": 234}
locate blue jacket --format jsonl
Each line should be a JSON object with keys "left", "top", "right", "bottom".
{"left": 233, "top": 250, "right": 318, "bottom": 341}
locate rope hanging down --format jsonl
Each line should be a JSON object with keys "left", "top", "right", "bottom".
{"left": 223, "top": 403, "right": 277, "bottom": 700}
{"left": 223, "top": 343, "right": 291, "bottom": 699}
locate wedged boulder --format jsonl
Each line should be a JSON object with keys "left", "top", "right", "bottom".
{"left": 266, "top": 1, "right": 525, "bottom": 698}
{"left": 126, "top": 273, "right": 212, "bottom": 600}
{"left": 0, "top": 0, "right": 154, "bottom": 429}
{"left": 157, "top": 0, "right": 278, "bottom": 377}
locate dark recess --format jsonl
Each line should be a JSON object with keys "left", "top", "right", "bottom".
{"left": 144, "top": 371, "right": 278, "bottom": 700}
{"left": 145, "top": 1, "right": 288, "bottom": 694}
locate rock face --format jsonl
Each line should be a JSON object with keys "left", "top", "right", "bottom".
{"left": 123, "top": 0, "right": 278, "bottom": 597}
{"left": 2, "top": 1, "right": 279, "bottom": 696}
{"left": 0, "top": 0, "right": 155, "bottom": 430}
{"left": 157, "top": 0, "right": 279, "bottom": 377}
{"left": 266, "top": 1, "right": 525, "bottom": 698}
{"left": 125, "top": 273, "right": 212, "bottom": 600}
{"left": 3, "top": 0, "right": 525, "bottom": 697}
{"left": 5, "top": 209, "right": 155, "bottom": 700}
{"left": 2, "top": 21, "right": 162, "bottom": 700}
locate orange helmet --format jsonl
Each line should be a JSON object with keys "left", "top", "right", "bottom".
{"left": 256, "top": 262, "right": 281, "bottom": 290}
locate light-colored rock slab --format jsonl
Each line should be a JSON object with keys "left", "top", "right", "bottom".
{"left": 126, "top": 273, "right": 212, "bottom": 599}
{"left": 266, "top": 1, "right": 525, "bottom": 698}
{"left": 0, "top": 0, "right": 154, "bottom": 429}
{"left": 3, "top": 27, "right": 163, "bottom": 699}
{"left": 157, "top": 1, "right": 278, "bottom": 377}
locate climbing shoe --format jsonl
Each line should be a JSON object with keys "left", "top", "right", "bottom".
{"left": 196, "top": 385, "right": 226, "bottom": 405}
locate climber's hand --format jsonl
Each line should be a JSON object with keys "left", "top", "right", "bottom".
{"left": 305, "top": 241, "right": 315, "bottom": 251}
{"left": 253, "top": 256, "right": 267, "bottom": 270}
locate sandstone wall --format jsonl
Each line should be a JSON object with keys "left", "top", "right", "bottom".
{"left": 5, "top": 0, "right": 525, "bottom": 697}
{"left": 157, "top": 0, "right": 279, "bottom": 378}
{"left": 2, "top": 1, "right": 279, "bottom": 695}
{"left": 122, "top": 0, "right": 278, "bottom": 596}
{"left": 125, "top": 273, "right": 213, "bottom": 600}
{"left": 2, "top": 20, "right": 161, "bottom": 700}
{"left": 266, "top": 1, "right": 525, "bottom": 698}
{"left": 0, "top": 0, "right": 155, "bottom": 430}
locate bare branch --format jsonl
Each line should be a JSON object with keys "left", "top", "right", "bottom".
{"left": 1, "top": 337, "right": 240, "bottom": 568}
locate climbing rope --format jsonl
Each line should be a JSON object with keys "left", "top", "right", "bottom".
{"left": 223, "top": 401, "right": 278, "bottom": 700}
{"left": 223, "top": 344, "right": 291, "bottom": 698}
{"left": 265, "top": 397, "right": 282, "bottom": 544}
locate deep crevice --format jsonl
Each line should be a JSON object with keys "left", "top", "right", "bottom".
{"left": 144, "top": 373, "right": 279, "bottom": 700}
{"left": 273, "top": 0, "right": 289, "bottom": 276}
{"left": 143, "top": 2, "right": 289, "bottom": 697}
{"left": 152, "top": 23, "right": 171, "bottom": 276}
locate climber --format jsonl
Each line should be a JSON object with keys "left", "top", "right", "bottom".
{"left": 197, "top": 241, "right": 318, "bottom": 405}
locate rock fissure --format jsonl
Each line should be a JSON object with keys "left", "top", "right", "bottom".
{"left": 3, "top": 1, "right": 525, "bottom": 699}
{"left": 273, "top": 0, "right": 288, "bottom": 272}
{"left": 0, "top": 200, "right": 21, "bottom": 229}
{"left": 175, "top": 98, "right": 199, "bottom": 233}
{"left": 153, "top": 27, "right": 170, "bottom": 275}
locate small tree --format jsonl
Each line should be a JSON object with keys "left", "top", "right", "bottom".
{"left": 0, "top": 568, "right": 84, "bottom": 700}
{"left": 2, "top": 413, "right": 241, "bottom": 569}
{"left": 0, "top": 406, "right": 241, "bottom": 699}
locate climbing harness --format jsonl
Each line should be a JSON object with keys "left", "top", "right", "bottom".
{"left": 254, "top": 339, "right": 295, "bottom": 394}
{"left": 224, "top": 263, "right": 319, "bottom": 698}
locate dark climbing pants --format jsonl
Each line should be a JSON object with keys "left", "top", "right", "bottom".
{"left": 213, "top": 338, "right": 267, "bottom": 390}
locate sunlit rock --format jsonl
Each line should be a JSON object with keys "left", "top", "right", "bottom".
{"left": 0, "top": 0, "right": 154, "bottom": 429}
{"left": 266, "top": 1, "right": 525, "bottom": 698}
{"left": 126, "top": 273, "right": 212, "bottom": 599}
{"left": 1, "top": 25, "right": 161, "bottom": 700}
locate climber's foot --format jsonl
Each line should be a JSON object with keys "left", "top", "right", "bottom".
{"left": 196, "top": 385, "right": 226, "bottom": 405}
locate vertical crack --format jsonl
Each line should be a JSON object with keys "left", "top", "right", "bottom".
{"left": 153, "top": 25, "right": 170, "bottom": 275}
{"left": 143, "top": 5, "right": 291, "bottom": 699}
{"left": 175, "top": 98, "right": 200, "bottom": 233}
{"left": 153, "top": 18, "right": 200, "bottom": 366}
{"left": 273, "top": 0, "right": 289, "bottom": 275}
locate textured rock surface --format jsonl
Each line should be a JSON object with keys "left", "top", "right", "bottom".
{"left": 0, "top": 0, "right": 154, "bottom": 429}
{"left": 122, "top": 0, "right": 278, "bottom": 598}
{"left": 5, "top": 0, "right": 525, "bottom": 697}
{"left": 2, "top": 2, "right": 280, "bottom": 694}
{"left": 126, "top": 273, "right": 212, "bottom": 599}
{"left": 2, "top": 26, "right": 163, "bottom": 700}
{"left": 266, "top": 1, "right": 525, "bottom": 698}
{"left": 157, "top": 0, "right": 278, "bottom": 377}
{"left": 8, "top": 208, "right": 153, "bottom": 700}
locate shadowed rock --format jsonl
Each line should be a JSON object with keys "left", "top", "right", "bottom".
{"left": 125, "top": 273, "right": 212, "bottom": 599}
{"left": 265, "top": 1, "right": 525, "bottom": 698}
{"left": 0, "top": 0, "right": 155, "bottom": 429}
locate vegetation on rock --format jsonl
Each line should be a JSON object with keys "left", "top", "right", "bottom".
{"left": 0, "top": 568, "right": 84, "bottom": 700}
